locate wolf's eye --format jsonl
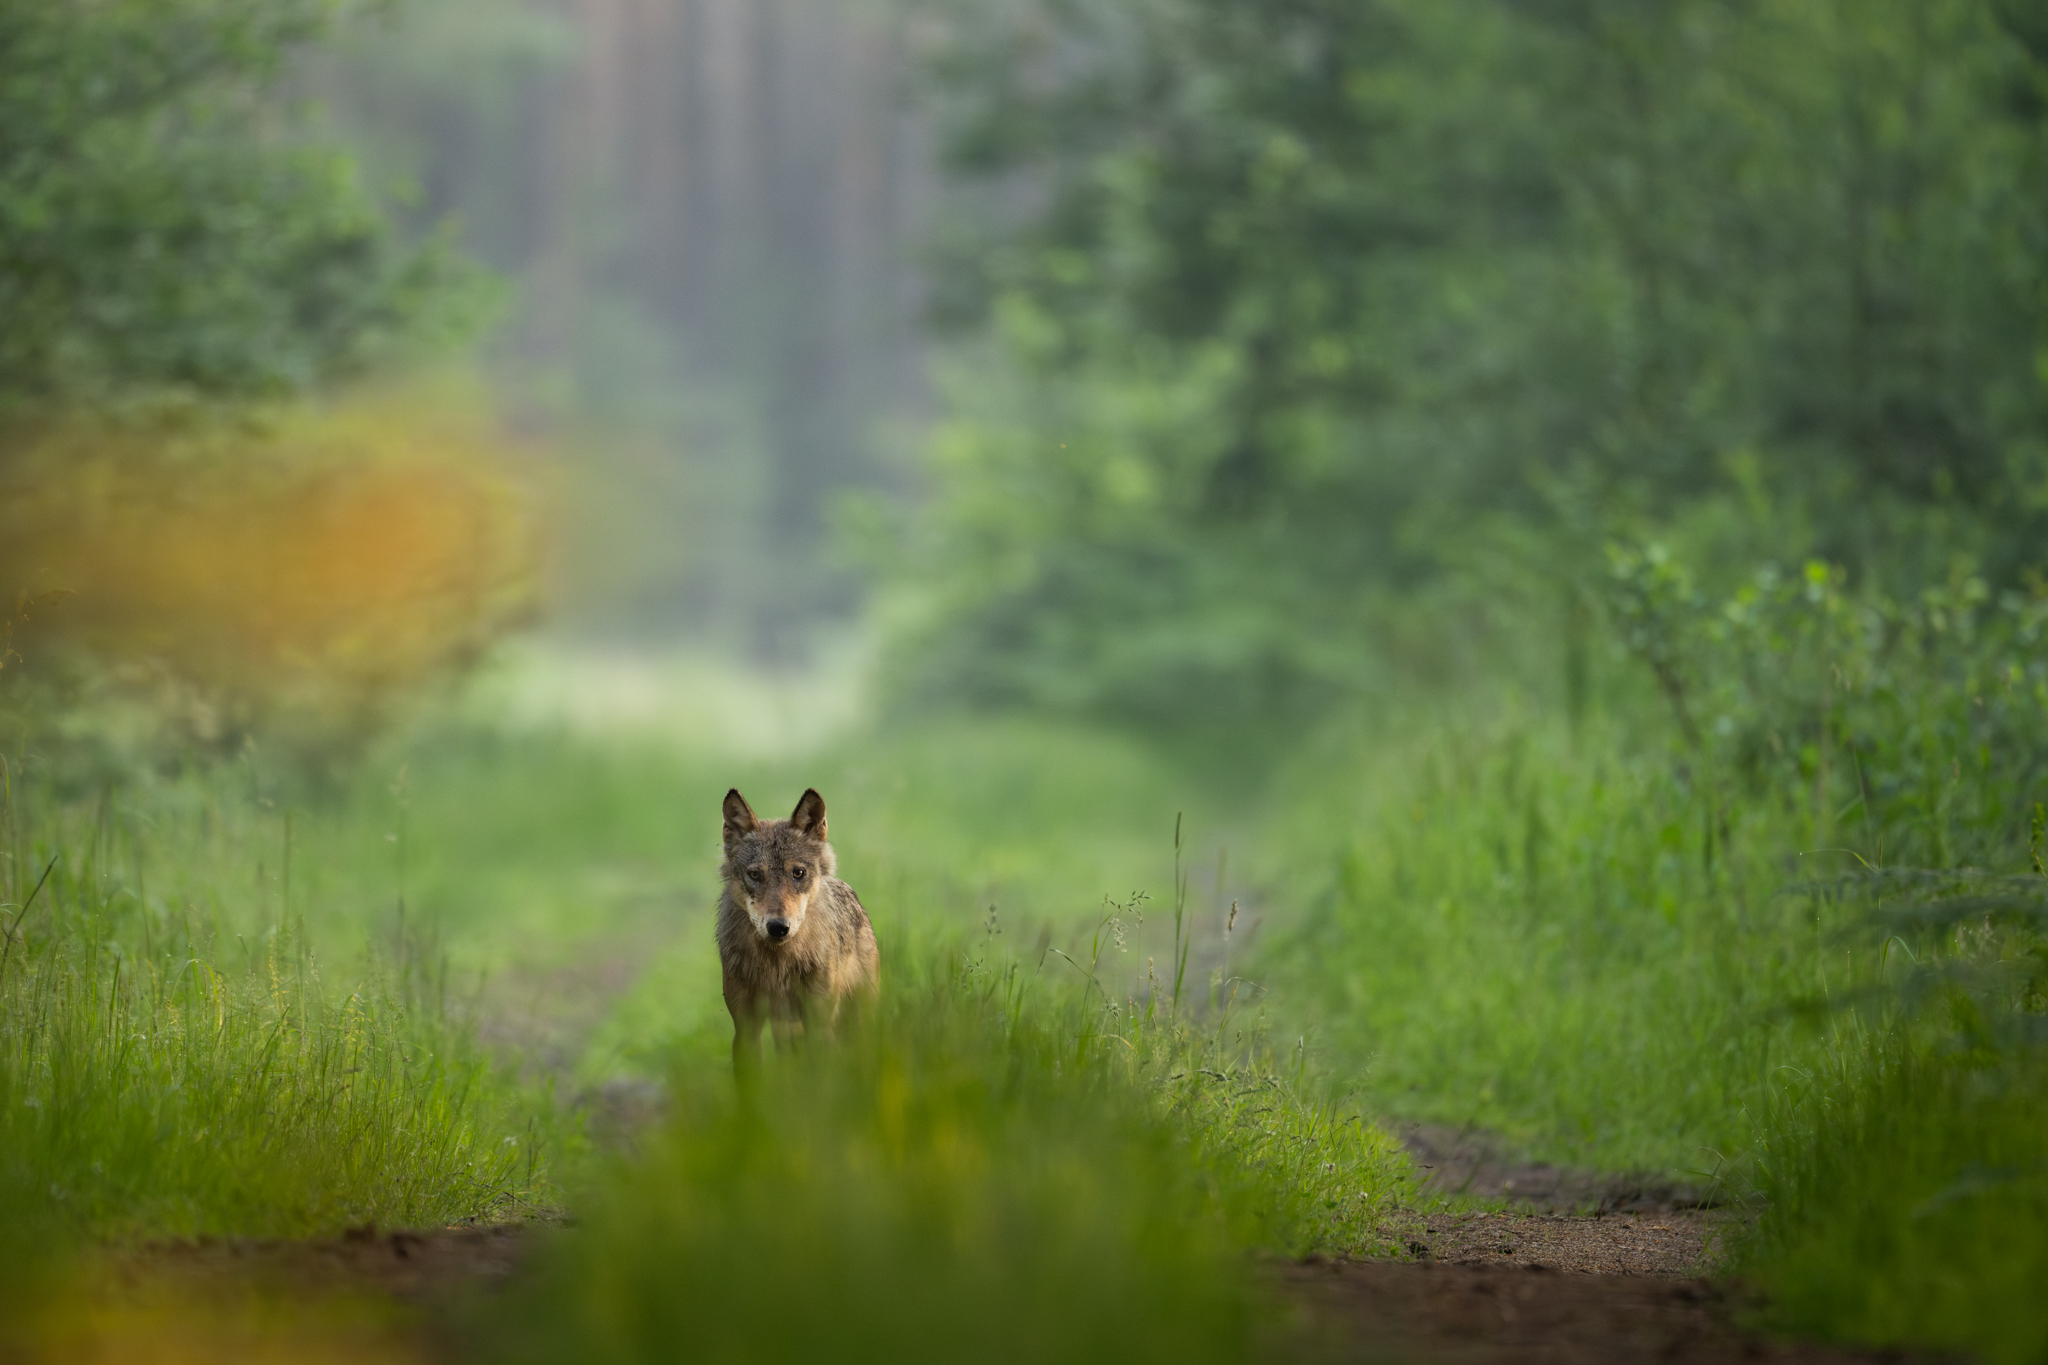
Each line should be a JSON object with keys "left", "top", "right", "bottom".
{"left": 745, "top": 868, "right": 763, "bottom": 883}
{"left": 790, "top": 866, "right": 807, "bottom": 882}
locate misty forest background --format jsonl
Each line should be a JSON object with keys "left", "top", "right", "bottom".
{"left": 316, "top": 0, "right": 2048, "bottom": 698}
{"left": 6, "top": 2, "right": 2048, "bottom": 1362}
{"left": 15, "top": 0, "right": 2048, "bottom": 692}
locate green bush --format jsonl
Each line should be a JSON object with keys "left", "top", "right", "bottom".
{"left": 1252, "top": 536, "right": 2048, "bottom": 1349}
{"left": 0, "top": 0, "right": 483, "bottom": 411}
{"left": 902, "top": 0, "right": 2048, "bottom": 724}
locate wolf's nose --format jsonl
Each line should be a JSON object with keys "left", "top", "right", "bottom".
{"left": 766, "top": 919, "right": 790, "bottom": 941}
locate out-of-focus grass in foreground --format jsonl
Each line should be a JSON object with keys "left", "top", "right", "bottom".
{"left": 490, "top": 933, "right": 1408, "bottom": 1365}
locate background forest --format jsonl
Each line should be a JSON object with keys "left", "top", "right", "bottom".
{"left": 4, "top": 1, "right": 2048, "bottom": 1362}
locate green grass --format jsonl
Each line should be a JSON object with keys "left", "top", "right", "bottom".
{"left": 0, "top": 680, "right": 1424, "bottom": 1365}
{"left": 268, "top": 707, "right": 1210, "bottom": 978}
{"left": 0, "top": 761, "right": 550, "bottom": 1245}
{"left": 488, "top": 932, "right": 1411, "bottom": 1365}
{"left": 8, "top": 622, "right": 2046, "bottom": 1363}
{"left": 0, "top": 684, "right": 1413, "bottom": 1355}
{"left": 1723, "top": 868, "right": 2048, "bottom": 1364}
{"left": 355, "top": 698, "right": 1420, "bottom": 1363}
{"left": 1742, "top": 1033, "right": 2048, "bottom": 1365}
{"left": 1245, "top": 681, "right": 2048, "bottom": 1358}
{"left": 1251, "top": 706, "right": 1838, "bottom": 1179}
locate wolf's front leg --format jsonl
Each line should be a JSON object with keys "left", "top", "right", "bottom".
{"left": 769, "top": 1013, "right": 807, "bottom": 1051}
{"left": 724, "top": 976, "right": 765, "bottom": 1079}
{"left": 821, "top": 990, "right": 857, "bottom": 1041}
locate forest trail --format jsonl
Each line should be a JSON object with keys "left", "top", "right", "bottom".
{"left": 12, "top": 944, "right": 1900, "bottom": 1363}
{"left": 1270, "top": 1260, "right": 1913, "bottom": 1364}
{"left": 40, "top": 1205, "right": 1916, "bottom": 1365}
{"left": 28, "top": 1145, "right": 1932, "bottom": 1365}
{"left": 1253, "top": 1124, "right": 1940, "bottom": 1363}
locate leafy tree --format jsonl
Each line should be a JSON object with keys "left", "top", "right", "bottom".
{"left": 903, "top": 0, "right": 2048, "bottom": 723}
{"left": 0, "top": 0, "right": 479, "bottom": 412}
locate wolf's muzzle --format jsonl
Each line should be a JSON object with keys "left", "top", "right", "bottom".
{"left": 765, "top": 918, "right": 790, "bottom": 942}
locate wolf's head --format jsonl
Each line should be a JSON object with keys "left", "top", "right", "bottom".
{"left": 720, "top": 788, "right": 838, "bottom": 944}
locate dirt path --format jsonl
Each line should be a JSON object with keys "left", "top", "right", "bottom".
{"left": 1392, "top": 1119, "right": 1737, "bottom": 1276}
{"left": 1396, "top": 1122, "right": 1723, "bottom": 1213}
{"left": 1244, "top": 1125, "right": 1938, "bottom": 1364}
{"left": 1268, "top": 1260, "right": 1914, "bottom": 1364}
{"left": 11, "top": 1228, "right": 523, "bottom": 1365}
{"left": 25, "top": 1205, "right": 1932, "bottom": 1365}
{"left": 1404, "top": 1208, "right": 1727, "bottom": 1275}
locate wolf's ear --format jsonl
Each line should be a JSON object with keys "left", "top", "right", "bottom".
{"left": 722, "top": 789, "right": 758, "bottom": 849}
{"left": 790, "top": 788, "right": 828, "bottom": 842}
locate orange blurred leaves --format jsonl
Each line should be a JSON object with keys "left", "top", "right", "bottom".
{"left": 0, "top": 394, "right": 543, "bottom": 746}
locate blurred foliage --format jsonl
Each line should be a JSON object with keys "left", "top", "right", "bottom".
{"left": 498, "top": 987, "right": 1248, "bottom": 1365}
{"left": 0, "top": 1, "right": 520, "bottom": 772}
{"left": 1603, "top": 543, "right": 2048, "bottom": 867}
{"left": 900, "top": 0, "right": 2048, "bottom": 723}
{"left": 0, "top": 392, "right": 540, "bottom": 773}
{"left": 0, "top": 0, "right": 486, "bottom": 415}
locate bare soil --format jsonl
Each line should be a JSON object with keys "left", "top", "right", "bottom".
{"left": 1404, "top": 1208, "right": 1729, "bottom": 1276}
{"left": 1267, "top": 1260, "right": 1942, "bottom": 1365}
{"left": 1398, "top": 1122, "right": 1723, "bottom": 1212}
{"left": 1246, "top": 1126, "right": 1949, "bottom": 1364}
{"left": 98, "top": 1225, "right": 529, "bottom": 1303}
{"left": 7, "top": 1227, "right": 536, "bottom": 1365}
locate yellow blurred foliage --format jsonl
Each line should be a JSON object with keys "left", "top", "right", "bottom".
{"left": 0, "top": 392, "right": 542, "bottom": 751}
{"left": 22, "top": 1292, "right": 431, "bottom": 1365}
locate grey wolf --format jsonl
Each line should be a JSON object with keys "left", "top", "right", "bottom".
{"left": 716, "top": 787, "right": 880, "bottom": 1071}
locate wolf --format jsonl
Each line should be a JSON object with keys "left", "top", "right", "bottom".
{"left": 716, "top": 787, "right": 879, "bottom": 1071}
